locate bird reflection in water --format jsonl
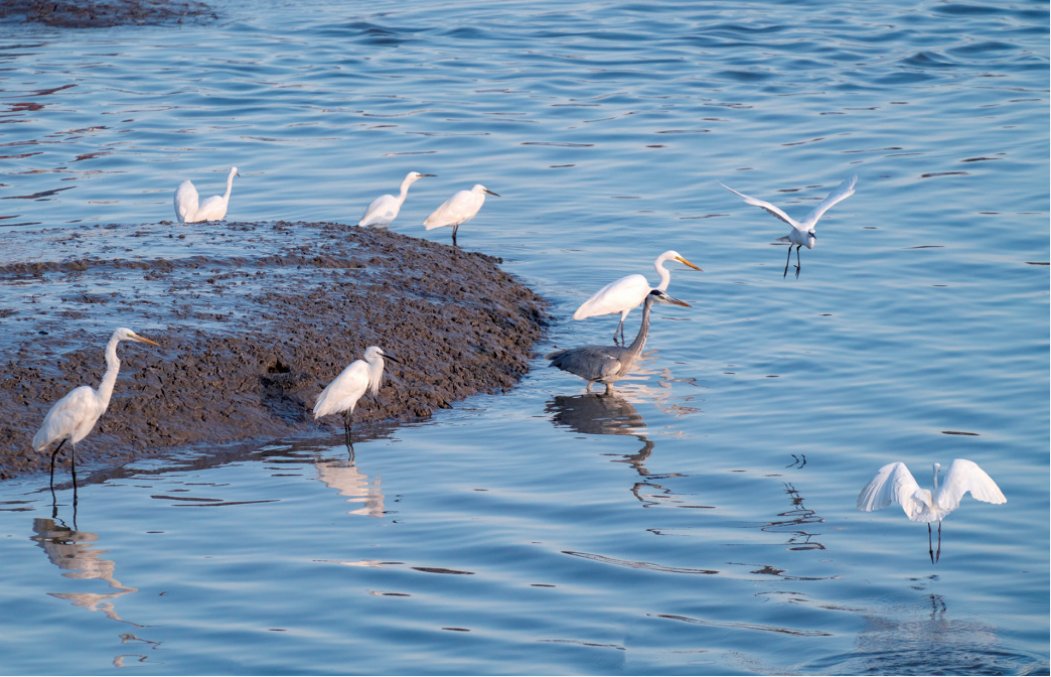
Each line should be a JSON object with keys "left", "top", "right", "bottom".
{"left": 314, "top": 454, "right": 386, "bottom": 518}
{"left": 546, "top": 392, "right": 685, "bottom": 506}
{"left": 760, "top": 482, "right": 826, "bottom": 551}
{"left": 31, "top": 515, "right": 141, "bottom": 627}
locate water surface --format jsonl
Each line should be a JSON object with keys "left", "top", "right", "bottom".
{"left": 0, "top": 0, "right": 1047, "bottom": 674}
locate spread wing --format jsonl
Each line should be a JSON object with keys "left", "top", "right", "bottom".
{"left": 935, "top": 459, "right": 1007, "bottom": 513}
{"left": 720, "top": 182, "right": 799, "bottom": 230}
{"left": 857, "top": 462, "right": 928, "bottom": 520}
{"left": 801, "top": 175, "right": 857, "bottom": 230}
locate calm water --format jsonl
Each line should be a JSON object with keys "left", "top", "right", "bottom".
{"left": 0, "top": 0, "right": 1048, "bottom": 674}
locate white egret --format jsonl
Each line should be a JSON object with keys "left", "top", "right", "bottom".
{"left": 423, "top": 184, "right": 499, "bottom": 246}
{"left": 32, "top": 328, "right": 160, "bottom": 499}
{"left": 721, "top": 174, "right": 857, "bottom": 277}
{"left": 357, "top": 171, "right": 435, "bottom": 228}
{"left": 573, "top": 250, "right": 701, "bottom": 345}
{"left": 313, "top": 346, "right": 400, "bottom": 451}
{"left": 548, "top": 289, "right": 690, "bottom": 396}
{"left": 857, "top": 458, "right": 1006, "bottom": 563}
{"left": 174, "top": 166, "right": 240, "bottom": 223}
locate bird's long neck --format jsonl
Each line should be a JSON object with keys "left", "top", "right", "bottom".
{"left": 223, "top": 170, "right": 236, "bottom": 202}
{"left": 95, "top": 334, "right": 123, "bottom": 415}
{"left": 396, "top": 176, "right": 414, "bottom": 204}
{"left": 624, "top": 296, "right": 655, "bottom": 358}
{"left": 654, "top": 258, "right": 672, "bottom": 291}
{"left": 368, "top": 357, "right": 385, "bottom": 397}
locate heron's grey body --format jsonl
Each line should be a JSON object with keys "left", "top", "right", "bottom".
{"left": 547, "top": 289, "right": 689, "bottom": 395}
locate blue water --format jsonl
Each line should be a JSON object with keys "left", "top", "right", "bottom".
{"left": 0, "top": 0, "right": 1048, "bottom": 674}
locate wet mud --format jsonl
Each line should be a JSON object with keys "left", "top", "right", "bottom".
{"left": 0, "top": 0, "right": 216, "bottom": 27}
{"left": 0, "top": 221, "right": 549, "bottom": 479}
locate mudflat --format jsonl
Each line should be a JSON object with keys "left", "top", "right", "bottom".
{"left": 0, "top": 221, "right": 548, "bottom": 479}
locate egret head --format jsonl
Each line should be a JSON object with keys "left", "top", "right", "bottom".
{"left": 409, "top": 171, "right": 435, "bottom": 182}
{"left": 114, "top": 327, "right": 160, "bottom": 347}
{"left": 474, "top": 184, "right": 500, "bottom": 197}
{"left": 661, "top": 250, "right": 702, "bottom": 272}
{"left": 230, "top": 166, "right": 240, "bottom": 177}
{"left": 805, "top": 230, "right": 817, "bottom": 249}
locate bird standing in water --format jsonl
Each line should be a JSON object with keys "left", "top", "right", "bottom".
{"left": 548, "top": 289, "right": 690, "bottom": 395}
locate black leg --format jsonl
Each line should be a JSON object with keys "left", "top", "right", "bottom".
{"left": 795, "top": 245, "right": 802, "bottom": 278}
{"left": 70, "top": 443, "right": 78, "bottom": 508}
{"left": 49, "top": 438, "right": 66, "bottom": 510}
{"left": 343, "top": 411, "right": 354, "bottom": 453}
{"left": 452, "top": 225, "right": 459, "bottom": 247}
{"left": 935, "top": 521, "right": 942, "bottom": 563}
{"left": 928, "top": 523, "right": 934, "bottom": 564}
{"left": 784, "top": 246, "right": 792, "bottom": 278}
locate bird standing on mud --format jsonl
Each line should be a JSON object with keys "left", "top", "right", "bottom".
{"left": 548, "top": 289, "right": 690, "bottom": 395}
{"left": 174, "top": 166, "right": 240, "bottom": 223}
{"left": 423, "top": 184, "right": 499, "bottom": 246}
{"left": 573, "top": 250, "right": 701, "bottom": 345}
{"left": 313, "top": 346, "right": 400, "bottom": 453}
{"left": 358, "top": 171, "right": 435, "bottom": 228}
{"left": 33, "top": 328, "right": 160, "bottom": 502}
{"left": 721, "top": 175, "right": 857, "bottom": 278}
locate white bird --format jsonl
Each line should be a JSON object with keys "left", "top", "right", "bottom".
{"left": 857, "top": 458, "right": 1007, "bottom": 563}
{"left": 357, "top": 171, "right": 435, "bottom": 228}
{"left": 721, "top": 174, "right": 857, "bottom": 278}
{"left": 573, "top": 250, "right": 701, "bottom": 345}
{"left": 173, "top": 166, "right": 240, "bottom": 223}
{"left": 313, "top": 346, "right": 400, "bottom": 452}
{"left": 423, "top": 184, "right": 499, "bottom": 246}
{"left": 33, "top": 328, "right": 160, "bottom": 499}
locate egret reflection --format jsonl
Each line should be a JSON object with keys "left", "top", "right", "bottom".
{"left": 31, "top": 516, "right": 141, "bottom": 626}
{"left": 314, "top": 454, "right": 386, "bottom": 518}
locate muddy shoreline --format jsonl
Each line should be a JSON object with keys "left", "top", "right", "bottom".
{"left": 0, "top": 0, "right": 216, "bottom": 27}
{"left": 0, "top": 221, "right": 549, "bottom": 479}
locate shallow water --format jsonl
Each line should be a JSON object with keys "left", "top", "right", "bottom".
{"left": 0, "top": 0, "right": 1048, "bottom": 674}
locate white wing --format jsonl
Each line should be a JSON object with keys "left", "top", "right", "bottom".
{"left": 174, "top": 180, "right": 198, "bottom": 223}
{"left": 32, "top": 386, "right": 100, "bottom": 451}
{"left": 857, "top": 461, "right": 930, "bottom": 520}
{"left": 313, "top": 360, "right": 369, "bottom": 419}
{"left": 720, "top": 182, "right": 800, "bottom": 230}
{"left": 573, "top": 274, "right": 650, "bottom": 320}
{"left": 359, "top": 194, "right": 398, "bottom": 227}
{"left": 935, "top": 459, "right": 1007, "bottom": 514}
{"left": 800, "top": 175, "right": 857, "bottom": 230}
{"left": 423, "top": 190, "right": 480, "bottom": 229}
{"left": 195, "top": 194, "right": 229, "bottom": 222}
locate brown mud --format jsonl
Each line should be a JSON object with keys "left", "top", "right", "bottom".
{"left": 0, "top": 0, "right": 216, "bottom": 27}
{"left": 0, "top": 220, "right": 549, "bottom": 479}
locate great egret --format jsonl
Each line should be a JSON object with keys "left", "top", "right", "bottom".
{"left": 423, "top": 184, "right": 499, "bottom": 246}
{"left": 721, "top": 175, "right": 857, "bottom": 278}
{"left": 32, "top": 328, "right": 160, "bottom": 500}
{"left": 174, "top": 166, "right": 240, "bottom": 223}
{"left": 313, "top": 346, "right": 400, "bottom": 452}
{"left": 547, "top": 289, "right": 689, "bottom": 396}
{"left": 857, "top": 458, "right": 1007, "bottom": 563}
{"left": 573, "top": 250, "right": 701, "bottom": 345}
{"left": 357, "top": 171, "right": 435, "bottom": 228}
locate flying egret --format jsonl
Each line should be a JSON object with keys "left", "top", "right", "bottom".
{"left": 721, "top": 175, "right": 857, "bottom": 278}
{"left": 857, "top": 459, "right": 1006, "bottom": 563}
{"left": 313, "top": 346, "right": 400, "bottom": 452}
{"left": 547, "top": 288, "right": 690, "bottom": 396}
{"left": 174, "top": 166, "right": 240, "bottom": 223}
{"left": 32, "top": 328, "right": 160, "bottom": 501}
{"left": 357, "top": 171, "right": 435, "bottom": 228}
{"left": 423, "top": 184, "right": 499, "bottom": 246}
{"left": 573, "top": 250, "right": 701, "bottom": 345}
